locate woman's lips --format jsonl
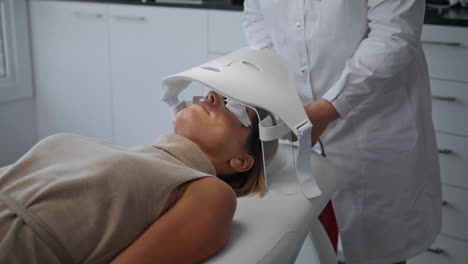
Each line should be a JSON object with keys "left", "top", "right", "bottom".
{"left": 195, "top": 102, "right": 210, "bottom": 115}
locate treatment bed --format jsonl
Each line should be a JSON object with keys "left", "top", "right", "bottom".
{"left": 204, "top": 143, "right": 337, "bottom": 264}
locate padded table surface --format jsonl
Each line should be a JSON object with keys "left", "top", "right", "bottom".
{"left": 205, "top": 144, "right": 336, "bottom": 264}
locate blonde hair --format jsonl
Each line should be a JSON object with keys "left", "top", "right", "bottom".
{"left": 219, "top": 110, "right": 278, "bottom": 197}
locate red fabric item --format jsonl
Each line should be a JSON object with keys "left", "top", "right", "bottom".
{"left": 318, "top": 201, "right": 406, "bottom": 264}
{"left": 318, "top": 201, "right": 339, "bottom": 252}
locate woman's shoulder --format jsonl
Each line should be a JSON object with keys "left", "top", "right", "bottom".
{"left": 185, "top": 177, "right": 237, "bottom": 209}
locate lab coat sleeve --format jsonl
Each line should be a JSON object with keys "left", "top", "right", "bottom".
{"left": 322, "top": 0, "right": 425, "bottom": 118}
{"left": 243, "top": 0, "right": 274, "bottom": 49}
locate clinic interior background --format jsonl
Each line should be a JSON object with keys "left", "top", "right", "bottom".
{"left": 0, "top": 1, "right": 467, "bottom": 264}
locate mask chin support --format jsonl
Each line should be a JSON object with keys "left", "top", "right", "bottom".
{"left": 161, "top": 47, "right": 322, "bottom": 199}
{"left": 167, "top": 96, "right": 204, "bottom": 122}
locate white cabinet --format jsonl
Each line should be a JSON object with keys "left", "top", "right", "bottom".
{"left": 30, "top": 1, "right": 112, "bottom": 140}
{"left": 421, "top": 26, "right": 468, "bottom": 83}
{"left": 436, "top": 133, "right": 468, "bottom": 190}
{"left": 409, "top": 24, "right": 468, "bottom": 264}
{"left": 441, "top": 185, "right": 468, "bottom": 241}
{"left": 30, "top": 1, "right": 208, "bottom": 146}
{"left": 409, "top": 234, "right": 468, "bottom": 264}
{"left": 431, "top": 79, "right": 468, "bottom": 137}
{"left": 109, "top": 5, "right": 207, "bottom": 146}
{"left": 207, "top": 10, "right": 246, "bottom": 56}
{"left": 30, "top": 1, "right": 114, "bottom": 142}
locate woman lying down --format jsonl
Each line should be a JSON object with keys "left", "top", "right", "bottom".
{"left": 0, "top": 91, "right": 277, "bottom": 263}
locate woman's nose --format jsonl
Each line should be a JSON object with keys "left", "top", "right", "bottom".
{"left": 205, "top": 91, "right": 218, "bottom": 105}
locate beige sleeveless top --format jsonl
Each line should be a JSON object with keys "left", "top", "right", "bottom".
{"left": 0, "top": 133, "right": 215, "bottom": 264}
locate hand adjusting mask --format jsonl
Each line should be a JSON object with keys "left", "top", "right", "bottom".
{"left": 161, "top": 47, "right": 322, "bottom": 198}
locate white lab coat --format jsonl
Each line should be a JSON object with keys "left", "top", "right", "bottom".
{"left": 243, "top": 0, "right": 442, "bottom": 263}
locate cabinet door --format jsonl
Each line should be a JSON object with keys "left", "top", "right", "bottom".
{"left": 208, "top": 10, "right": 246, "bottom": 55}
{"left": 422, "top": 25, "right": 468, "bottom": 83}
{"left": 30, "top": 1, "right": 113, "bottom": 142}
{"left": 109, "top": 5, "right": 207, "bottom": 146}
{"left": 408, "top": 234, "right": 468, "bottom": 264}
{"left": 441, "top": 185, "right": 468, "bottom": 241}
{"left": 436, "top": 132, "right": 468, "bottom": 189}
{"left": 431, "top": 79, "right": 468, "bottom": 137}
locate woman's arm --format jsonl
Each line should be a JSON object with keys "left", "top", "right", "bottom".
{"left": 111, "top": 177, "right": 237, "bottom": 264}
{"left": 322, "top": 0, "right": 426, "bottom": 118}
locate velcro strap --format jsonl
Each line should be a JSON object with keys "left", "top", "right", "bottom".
{"left": 296, "top": 125, "right": 322, "bottom": 198}
{"left": 259, "top": 117, "right": 290, "bottom": 141}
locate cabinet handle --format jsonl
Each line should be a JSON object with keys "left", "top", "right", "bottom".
{"left": 112, "top": 15, "right": 147, "bottom": 22}
{"left": 73, "top": 11, "right": 104, "bottom": 19}
{"left": 432, "top": 95, "right": 457, "bottom": 102}
{"left": 422, "top": 40, "right": 462, "bottom": 47}
{"left": 427, "top": 247, "right": 446, "bottom": 255}
{"left": 438, "top": 149, "right": 453, "bottom": 155}
{"left": 442, "top": 200, "right": 449, "bottom": 206}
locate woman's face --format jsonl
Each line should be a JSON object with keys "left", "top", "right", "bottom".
{"left": 174, "top": 91, "right": 255, "bottom": 174}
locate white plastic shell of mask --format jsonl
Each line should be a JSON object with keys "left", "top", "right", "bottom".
{"left": 161, "top": 47, "right": 311, "bottom": 139}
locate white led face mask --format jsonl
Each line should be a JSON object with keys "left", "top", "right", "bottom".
{"left": 161, "top": 47, "right": 322, "bottom": 198}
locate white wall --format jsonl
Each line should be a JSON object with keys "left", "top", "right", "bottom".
{"left": 0, "top": 98, "right": 37, "bottom": 167}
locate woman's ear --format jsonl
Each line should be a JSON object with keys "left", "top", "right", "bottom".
{"left": 229, "top": 153, "right": 255, "bottom": 173}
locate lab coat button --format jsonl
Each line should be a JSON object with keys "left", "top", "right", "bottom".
{"left": 296, "top": 22, "right": 302, "bottom": 28}
{"left": 300, "top": 67, "right": 308, "bottom": 74}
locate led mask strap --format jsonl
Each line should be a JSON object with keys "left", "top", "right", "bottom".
{"left": 162, "top": 93, "right": 179, "bottom": 107}
{"left": 191, "top": 96, "right": 204, "bottom": 104}
{"left": 259, "top": 118, "right": 290, "bottom": 141}
{"left": 296, "top": 123, "right": 322, "bottom": 198}
{"left": 169, "top": 101, "right": 186, "bottom": 121}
